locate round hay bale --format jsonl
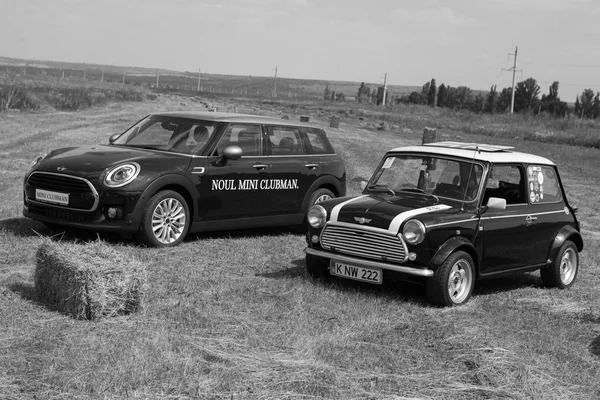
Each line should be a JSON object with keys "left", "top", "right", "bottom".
{"left": 35, "top": 240, "right": 147, "bottom": 321}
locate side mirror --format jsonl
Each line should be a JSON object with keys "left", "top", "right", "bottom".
{"left": 360, "top": 180, "right": 368, "bottom": 190}
{"left": 108, "top": 133, "right": 121, "bottom": 144}
{"left": 486, "top": 197, "right": 506, "bottom": 211}
{"left": 215, "top": 145, "right": 243, "bottom": 166}
{"left": 223, "top": 145, "right": 242, "bottom": 160}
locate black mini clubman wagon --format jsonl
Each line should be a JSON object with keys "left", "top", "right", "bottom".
{"left": 23, "top": 112, "right": 346, "bottom": 246}
{"left": 304, "top": 142, "right": 582, "bottom": 306}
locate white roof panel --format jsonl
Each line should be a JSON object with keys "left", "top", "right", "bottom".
{"left": 389, "top": 142, "right": 555, "bottom": 165}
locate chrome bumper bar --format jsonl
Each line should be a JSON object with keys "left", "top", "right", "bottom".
{"left": 304, "top": 247, "right": 434, "bottom": 278}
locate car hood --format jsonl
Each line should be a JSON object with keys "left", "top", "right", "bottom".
{"left": 34, "top": 144, "right": 191, "bottom": 177}
{"left": 327, "top": 193, "right": 461, "bottom": 232}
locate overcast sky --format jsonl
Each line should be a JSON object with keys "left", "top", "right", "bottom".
{"left": 1, "top": 0, "right": 599, "bottom": 101}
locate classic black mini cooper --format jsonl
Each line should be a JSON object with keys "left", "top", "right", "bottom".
{"left": 305, "top": 142, "right": 582, "bottom": 306}
{"left": 23, "top": 112, "right": 346, "bottom": 246}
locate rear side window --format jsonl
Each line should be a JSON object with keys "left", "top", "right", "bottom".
{"left": 304, "top": 128, "right": 333, "bottom": 154}
{"left": 267, "top": 127, "right": 303, "bottom": 155}
{"left": 527, "top": 165, "right": 562, "bottom": 204}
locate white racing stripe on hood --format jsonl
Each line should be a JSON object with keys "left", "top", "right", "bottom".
{"left": 388, "top": 204, "right": 453, "bottom": 233}
{"left": 330, "top": 195, "right": 368, "bottom": 222}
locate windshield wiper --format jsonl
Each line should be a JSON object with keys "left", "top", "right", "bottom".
{"left": 398, "top": 187, "right": 440, "bottom": 203}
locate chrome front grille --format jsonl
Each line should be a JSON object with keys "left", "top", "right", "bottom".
{"left": 320, "top": 222, "right": 407, "bottom": 263}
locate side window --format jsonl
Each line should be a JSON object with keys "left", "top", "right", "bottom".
{"left": 216, "top": 124, "right": 262, "bottom": 157}
{"left": 303, "top": 129, "right": 331, "bottom": 154}
{"left": 267, "top": 127, "right": 303, "bottom": 155}
{"left": 483, "top": 164, "right": 526, "bottom": 205}
{"left": 527, "top": 165, "right": 562, "bottom": 204}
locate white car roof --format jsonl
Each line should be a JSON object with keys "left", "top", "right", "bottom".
{"left": 390, "top": 141, "right": 555, "bottom": 166}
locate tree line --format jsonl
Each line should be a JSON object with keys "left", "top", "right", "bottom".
{"left": 325, "top": 79, "right": 600, "bottom": 119}
{"left": 402, "top": 78, "right": 599, "bottom": 119}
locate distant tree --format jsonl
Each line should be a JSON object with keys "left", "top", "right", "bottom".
{"left": 514, "top": 78, "right": 540, "bottom": 112}
{"left": 330, "top": 90, "right": 335, "bottom": 101}
{"left": 427, "top": 78, "right": 436, "bottom": 107}
{"left": 540, "top": 81, "right": 568, "bottom": 117}
{"left": 455, "top": 86, "right": 472, "bottom": 110}
{"left": 437, "top": 84, "right": 448, "bottom": 107}
{"left": 422, "top": 81, "right": 431, "bottom": 97}
{"left": 357, "top": 82, "right": 371, "bottom": 103}
{"left": 444, "top": 86, "right": 458, "bottom": 109}
{"left": 496, "top": 87, "right": 512, "bottom": 113}
{"left": 470, "top": 93, "right": 485, "bottom": 112}
{"left": 593, "top": 93, "right": 600, "bottom": 119}
{"left": 324, "top": 85, "right": 331, "bottom": 100}
{"left": 575, "top": 89, "right": 595, "bottom": 118}
{"left": 408, "top": 91, "right": 425, "bottom": 105}
{"left": 484, "top": 85, "right": 497, "bottom": 113}
{"left": 335, "top": 92, "right": 346, "bottom": 101}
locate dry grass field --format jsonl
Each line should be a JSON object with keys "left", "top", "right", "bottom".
{"left": 1, "top": 94, "right": 599, "bottom": 399}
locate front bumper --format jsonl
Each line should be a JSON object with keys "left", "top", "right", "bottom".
{"left": 304, "top": 247, "right": 434, "bottom": 278}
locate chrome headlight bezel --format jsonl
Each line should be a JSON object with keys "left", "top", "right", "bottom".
{"left": 402, "top": 219, "right": 426, "bottom": 245}
{"left": 27, "top": 153, "right": 47, "bottom": 173}
{"left": 307, "top": 205, "right": 327, "bottom": 229}
{"left": 102, "top": 162, "right": 141, "bottom": 188}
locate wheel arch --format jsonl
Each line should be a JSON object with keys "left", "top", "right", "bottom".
{"left": 429, "top": 236, "right": 479, "bottom": 275}
{"left": 138, "top": 175, "right": 198, "bottom": 221}
{"left": 548, "top": 225, "right": 583, "bottom": 262}
{"left": 301, "top": 175, "right": 345, "bottom": 212}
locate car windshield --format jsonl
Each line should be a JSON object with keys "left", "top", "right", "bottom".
{"left": 368, "top": 154, "right": 484, "bottom": 202}
{"left": 112, "top": 116, "right": 218, "bottom": 155}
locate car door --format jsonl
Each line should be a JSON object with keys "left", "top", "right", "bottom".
{"left": 264, "top": 125, "right": 314, "bottom": 215}
{"left": 479, "top": 163, "right": 535, "bottom": 273}
{"left": 192, "top": 123, "right": 272, "bottom": 221}
{"left": 525, "top": 164, "right": 574, "bottom": 265}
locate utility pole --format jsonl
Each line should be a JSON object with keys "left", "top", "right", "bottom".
{"left": 272, "top": 66, "right": 278, "bottom": 98}
{"left": 502, "top": 46, "right": 521, "bottom": 114}
{"left": 156, "top": 72, "right": 159, "bottom": 88}
{"left": 382, "top": 73, "right": 388, "bottom": 106}
{"left": 197, "top": 68, "right": 201, "bottom": 91}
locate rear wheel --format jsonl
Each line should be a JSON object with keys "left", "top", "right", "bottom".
{"left": 137, "top": 190, "right": 190, "bottom": 247}
{"left": 541, "top": 240, "right": 578, "bottom": 288}
{"left": 427, "top": 251, "right": 475, "bottom": 306}
{"left": 305, "top": 254, "right": 330, "bottom": 280}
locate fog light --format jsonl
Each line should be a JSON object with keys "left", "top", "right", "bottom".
{"left": 106, "top": 207, "right": 123, "bottom": 220}
{"left": 408, "top": 252, "right": 417, "bottom": 261}
{"left": 311, "top": 235, "right": 319, "bottom": 244}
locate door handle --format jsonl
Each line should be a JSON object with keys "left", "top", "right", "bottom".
{"left": 305, "top": 163, "right": 319, "bottom": 169}
{"left": 253, "top": 164, "right": 268, "bottom": 170}
{"left": 525, "top": 215, "right": 537, "bottom": 224}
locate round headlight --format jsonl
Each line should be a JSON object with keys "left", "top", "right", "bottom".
{"left": 403, "top": 219, "right": 426, "bottom": 245}
{"left": 103, "top": 162, "right": 140, "bottom": 188}
{"left": 307, "top": 205, "right": 327, "bottom": 229}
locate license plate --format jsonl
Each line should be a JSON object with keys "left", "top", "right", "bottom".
{"left": 35, "top": 189, "right": 69, "bottom": 206}
{"left": 330, "top": 260, "right": 382, "bottom": 285}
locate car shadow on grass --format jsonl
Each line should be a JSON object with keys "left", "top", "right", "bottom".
{"left": 186, "top": 225, "right": 303, "bottom": 241}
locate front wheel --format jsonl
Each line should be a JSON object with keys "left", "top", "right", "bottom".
{"left": 137, "top": 190, "right": 190, "bottom": 247}
{"left": 426, "top": 251, "right": 475, "bottom": 306}
{"left": 308, "top": 188, "right": 334, "bottom": 208}
{"left": 541, "top": 240, "right": 578, "bottom": 289}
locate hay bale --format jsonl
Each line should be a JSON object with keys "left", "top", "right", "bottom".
{"left": 300, "top": 116, "right": 310, "bottom": 123}
{"left": 35, "top": 240, "right": 147, "bottom": 321}
{"left": 422, "top": 127, "right": 437, "bottom": 144}
{"left": 330, "top": 115, "right": 340, "bottom": 128}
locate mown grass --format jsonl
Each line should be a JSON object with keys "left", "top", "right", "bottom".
{"left": 0, "top": 95, "right": 599, "bottom": 399}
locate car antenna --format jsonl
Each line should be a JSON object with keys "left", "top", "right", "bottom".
{"left": 461, "top": 145, "right": 479, "bottom": 212}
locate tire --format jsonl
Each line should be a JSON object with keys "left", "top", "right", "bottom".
{"left": 137, "top": 190, "right": 190, "bottom": 247}
{"left": 426, "top": 251, "right": 475, "bottom": 306}
{"left": 540, "top": 240, "right": 578, "bottom": 289}
{"left": 305, "top": 254, "right": 330, "bottom": 280}
{"left": 307, "top": 188, "right": 334, "bottom": 210}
